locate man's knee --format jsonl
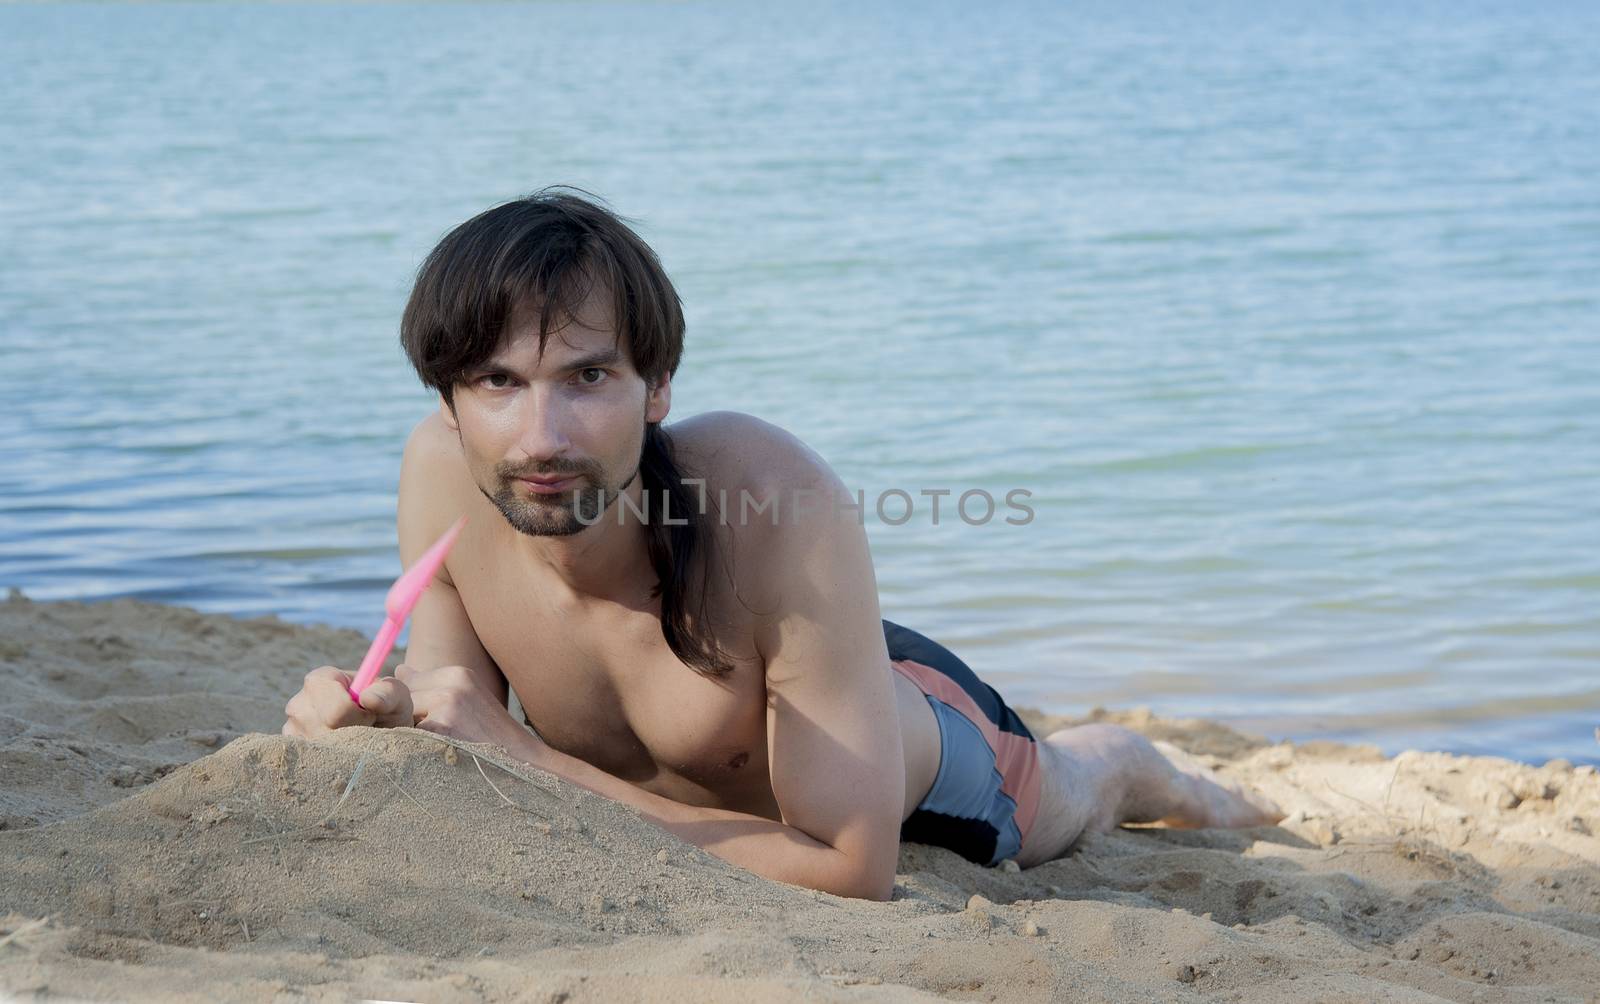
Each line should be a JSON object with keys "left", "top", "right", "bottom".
{"left": 1044, "top": 723, "right": 1156, "bottom": 765}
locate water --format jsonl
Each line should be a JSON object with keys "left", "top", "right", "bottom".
{"left": 2, "top": 1, "right": 1596, "bottom": 764}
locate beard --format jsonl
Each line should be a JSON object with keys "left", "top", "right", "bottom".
{"left": 483, "top": 457, "right": 639, "bottom": 537}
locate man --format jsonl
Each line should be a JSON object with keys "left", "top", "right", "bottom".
{"left": 282, "top": 189, "right": 1282, "bottom": 901}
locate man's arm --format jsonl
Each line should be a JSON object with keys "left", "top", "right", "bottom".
{"left": 397, "top": 413, "right": 508, "bottom": 706}
{"left": 753, "top": 455, "right": 906, "bottom": 899}
{"left": 505, "top": 450, "right": 905, "bottom": 900}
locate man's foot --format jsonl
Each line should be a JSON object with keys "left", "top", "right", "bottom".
{"left": 1146, "top": 739, "right": 1284, "bottom": 830}
{"left": 1029, "top": 725, "right": 1283, "bottom": 861}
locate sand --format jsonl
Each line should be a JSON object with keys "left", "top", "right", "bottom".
{"left": 1, "top": 589, "right": 1597, "bottom": 1003}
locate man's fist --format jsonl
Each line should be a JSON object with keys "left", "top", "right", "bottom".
{"left": 396, "top": 663, "right": 529, "bottom": 752}
{"left": 281, "top": 665, "right": 414, "bottom": 738}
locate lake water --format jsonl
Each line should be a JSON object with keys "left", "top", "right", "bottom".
{"left": 2, "top": 1, "right": 1596, "bottom": 764}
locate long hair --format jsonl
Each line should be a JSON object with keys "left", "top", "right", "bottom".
{"left": 400, "top": 187, "right": 734, "bottom": 678}
{"left": 637, "top": 423, "right": 734, "bottom": 677}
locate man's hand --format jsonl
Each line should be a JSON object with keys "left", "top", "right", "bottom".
{"left": 281, "top": 666, "right": 414, "bottom": 738}
{"left": 396, "top": 663, "right": 532, "bottom": 751}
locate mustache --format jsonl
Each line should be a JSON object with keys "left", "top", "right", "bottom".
{"left": 497, "top": 460, "right": 600, "bottom": 480}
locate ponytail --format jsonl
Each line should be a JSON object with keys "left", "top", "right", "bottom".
{"left": 638, "top": 423, "right": 734, "bottom": 678}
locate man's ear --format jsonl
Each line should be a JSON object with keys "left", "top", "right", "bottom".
{"left": 645, "top": 372, "right": 672, "bottom": 424}
{"left": 439, "top": 393, "right": 460, "bottom": 431}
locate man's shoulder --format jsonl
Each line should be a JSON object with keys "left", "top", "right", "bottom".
{"left": 669, "top": 412, "right": 858, "bottom": 611}
{"left": 667, "top": 410, "right": 839, "bottom": 500}
{"left": 400, "top": 412, "right": 468, "bottom": 504}
{"left": 405, "top": 409, "right": 459, "bottom": 458}
{"left": 398, "top": 411, "right": 470, "bottom": 581}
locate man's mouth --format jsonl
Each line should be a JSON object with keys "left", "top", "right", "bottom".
{"left": 517, "top": 475, "right": 581, "bottom": 496}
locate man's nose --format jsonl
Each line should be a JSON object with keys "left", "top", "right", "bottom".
{"left": 515, "top": 385, "right": 573, "bottom": 462}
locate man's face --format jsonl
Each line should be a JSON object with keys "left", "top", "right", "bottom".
{"left": 441, "top": 288, "right": 671, "bottom": 537}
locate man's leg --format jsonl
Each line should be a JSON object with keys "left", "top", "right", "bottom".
{"left": 1018, "top": 723, "right": 1284, "bottom": 867}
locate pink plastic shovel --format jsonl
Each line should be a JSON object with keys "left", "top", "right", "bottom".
{"left": 347, "top": 515, "right": 467, "bottom": 703}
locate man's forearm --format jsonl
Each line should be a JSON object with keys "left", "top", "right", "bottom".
{"left": 499, "top": 731, "right": 891, "bottom": 900}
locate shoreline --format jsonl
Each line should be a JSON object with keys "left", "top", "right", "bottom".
{"left": 1, "top": 593, "right": 1597, "bottom": 1002}
{"left": 7, "top": 586, "right": 1592, "bottom": 770}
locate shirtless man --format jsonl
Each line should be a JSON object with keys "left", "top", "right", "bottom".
{"left": 281, "top": 189, "right": 1282, "bottom": 900}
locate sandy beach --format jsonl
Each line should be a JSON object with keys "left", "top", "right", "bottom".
{"left": 1, "top": 589, "right": 1596, "bottom": 1003}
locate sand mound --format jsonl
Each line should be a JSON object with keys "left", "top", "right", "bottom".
{"left": 1, "top": 592, "right": 1597, "bottom": 1002}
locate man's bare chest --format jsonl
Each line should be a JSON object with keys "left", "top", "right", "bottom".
{"left": 456, "top": 577, "right": 780, "bottom": 816}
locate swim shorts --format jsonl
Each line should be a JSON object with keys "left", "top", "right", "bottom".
{"left": 885, "top": 619, "right": 1042, "bottom": 866}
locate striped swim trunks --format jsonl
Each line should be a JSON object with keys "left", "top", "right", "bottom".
{"left": 885, "top": 619, "right": 1042, "bottom": 866}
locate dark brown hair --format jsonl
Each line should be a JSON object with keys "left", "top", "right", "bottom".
{"left": 400, "top": 187, "right": 733, "bottom": 678}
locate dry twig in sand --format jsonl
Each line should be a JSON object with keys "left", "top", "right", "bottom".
{"left": 241, "top": 731, "right": 563, "bottom": 845}
{"left": 381, "top": 765, "right": 438, "bottom": 819}
{"left": 1322, "top": 768, "right": 1463, "bottom": 873}
{"left": 0, "top": 917, "right": 50, "bottom": 949}
{"left": 404, "top": 730, "right": 566, "bottom": 812}
{"left": 242, "top": 740, "right": 377, "bottom": 846}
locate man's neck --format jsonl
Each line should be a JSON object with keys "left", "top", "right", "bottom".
{"left": 508, "top": 473, "right": 658, "bottom": 611}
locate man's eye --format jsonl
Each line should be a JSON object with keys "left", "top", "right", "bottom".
{"left": 577, "top": 368, "right": 606, "bottom": 386}
{"left": 479, "top": 373, "right": 513, "bottom": 389}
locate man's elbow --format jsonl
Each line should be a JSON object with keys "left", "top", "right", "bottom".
{"left": 810, "top": 874, "right": 893, "bottom": 901}
{"left": 817, "top": 856, "right": 896, "bottom": 901}
{"left": 850, "top": 875, "right": 896, "bottom": 902}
